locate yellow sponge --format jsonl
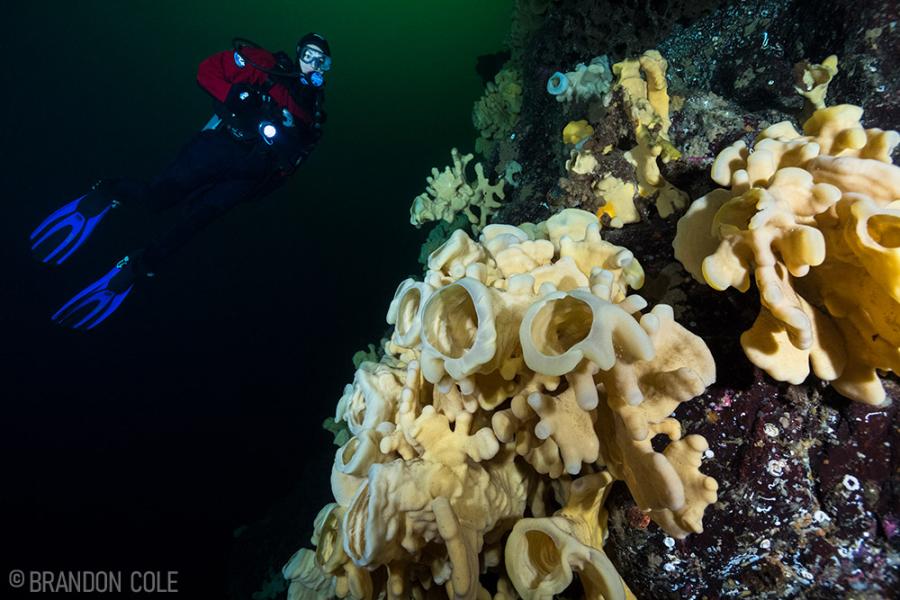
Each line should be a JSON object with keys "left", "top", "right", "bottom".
{"left": 563, "top": 119, "right": 594, "bottom": 145}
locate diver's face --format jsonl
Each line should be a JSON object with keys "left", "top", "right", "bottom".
{"left": 299, "top": 44, "right": 330, "bottom": 75}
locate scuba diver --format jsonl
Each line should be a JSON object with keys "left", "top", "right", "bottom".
{"left": 30, "top": 33, "right": 332, "bottom": 330}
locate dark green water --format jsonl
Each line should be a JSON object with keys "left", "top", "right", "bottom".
{"left": 2, "top": 1, "right": 512, "bottom": 596}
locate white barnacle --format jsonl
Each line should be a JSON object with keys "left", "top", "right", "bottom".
{"left": 842, "top": 474, "right": 860, "bottom": 492}
{"left": 766, "top": 459, "right": 786, "bottom": 477}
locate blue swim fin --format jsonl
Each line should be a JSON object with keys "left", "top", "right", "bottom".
{"left": 52, "top": 256, "right": 137, "bottom": 330}
{"left": 30, "top": 182, "right": 120, "bottom": 265}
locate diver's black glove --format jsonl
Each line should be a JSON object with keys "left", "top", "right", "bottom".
{"left": 225, "top": 83, "right": 265, "bottom": 114}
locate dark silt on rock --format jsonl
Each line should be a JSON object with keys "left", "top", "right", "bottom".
{"left": 606, "top": 374, "right": 899, "bottom": 598}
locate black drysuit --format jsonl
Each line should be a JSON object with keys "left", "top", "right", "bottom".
{"left": 109, "top": 46, "right": 322, "bottom": 275}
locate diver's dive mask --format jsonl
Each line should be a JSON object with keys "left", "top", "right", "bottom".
{"left": 298, "top": 45, "right": 332, "bottom": 72}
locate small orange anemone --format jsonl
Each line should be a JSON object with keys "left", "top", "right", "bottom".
{"left": 596, "top": 201, "right": 617, "bottom": 219}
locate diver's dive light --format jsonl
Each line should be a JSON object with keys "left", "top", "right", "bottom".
{"left": 259, "top": 121, "right": 278, "bottom": 144}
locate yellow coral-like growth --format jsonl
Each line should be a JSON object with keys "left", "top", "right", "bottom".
{"left": 286, "top": 209, "right": 718, "bottom": 599}
{"left": 410, "top": 148, "right": 505, "bottom": 234}
{"left": 674, "top": 104, "right": 900, "bottom": 405}
{"left": 794, "top": 54, "right": 838, "bottom": 113}
{"left": 505, "top": 472, "right": 638, "bottom": 599}
{"left": 473, "top": 67, "right": 523, "bottom": 156}
{"left": 563, "top": 119, "right": 594, "bottom": 145}
{"left": 613, "top": 50, "right": 688, "bottom": 219}
{"left": 563, "top": 150, "right": 640, "bottom": 228}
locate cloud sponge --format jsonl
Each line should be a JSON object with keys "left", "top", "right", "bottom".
{"left": 285, "top": 209, "right": 718, "bottom": 599}
{"left": 673, "top": 104, "right": 900, "bottom": 405}
{"left": 410, "top": 148, "right": 505, "bottom": 234}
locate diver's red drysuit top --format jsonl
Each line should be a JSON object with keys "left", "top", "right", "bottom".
{"left": 196, "top": 47, "right": 315, "bottom": 127}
